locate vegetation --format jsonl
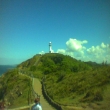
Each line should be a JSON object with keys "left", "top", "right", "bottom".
{"left": 44, "top": 66, "right": 110, "bottom": 103}
{"left": 0, "top": 53, "right": 110, "bottom": 109}
{"left": 0, "top": 69, "right": 34, "bottom": 108}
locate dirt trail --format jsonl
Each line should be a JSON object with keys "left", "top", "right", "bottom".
{"left": 33, "top": 78, "right": 56, "bottom": 110}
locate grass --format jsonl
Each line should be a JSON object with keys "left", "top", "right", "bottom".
{"left": 43, "top": 66, "right": 110, "bottom": 110}
{"left": 1, "top": 53, "right": 110, "bottom": 110}
{"left": 0, "top": 69, "right": 35, "bottom": 109}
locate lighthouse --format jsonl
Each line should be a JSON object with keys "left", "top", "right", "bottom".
{"left": 49, "top": 42, "right": 52, "bottom": 53}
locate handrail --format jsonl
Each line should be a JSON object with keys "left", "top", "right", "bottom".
{"left": 41, "top": 77, "right": 62, "bottom": 110}
{"left": 41, "top": 77, "right": 78, "bottom": 109}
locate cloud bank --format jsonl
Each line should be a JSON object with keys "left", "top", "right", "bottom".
{"left": 57, "top": 38, "right": 110, "bottom": 64}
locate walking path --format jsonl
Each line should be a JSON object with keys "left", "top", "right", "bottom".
{"left": 8, "top": 74, "right": 56, "bottom": 110}
{"left": 33, "top": 78, "right": 56, "bottom": 110}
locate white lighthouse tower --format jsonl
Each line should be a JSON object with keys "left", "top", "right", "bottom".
{"left": 49, "top": 42, "right": 52, "bottom": 53}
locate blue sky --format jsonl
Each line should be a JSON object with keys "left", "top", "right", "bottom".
{"left": 0, "top": 0, "right": 110, "bottom": 65}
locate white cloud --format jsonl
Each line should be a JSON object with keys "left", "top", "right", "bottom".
{"left": 101, "top": 42, "right": 106, "bottom": 48}
{"left": 39, "top": 51, "right": 45, "bottom": 54}
{"left": 66, "top": 38, "right": 87, "bottom": 51}
{"left": 57, "top": 38, "right": 110, "bottom": 64}
{"left": 82, "top": 40, "right": 88, "bottom": 44}
{"left": 87, "top": 45, "right": 105, "bottom": 55}
{"left": 57, "top": 49, "right": 66, "bottom": 54}
{"left": 85, "top": 43, "right": 110, "bottom": 63}
{"left": 57, "top": 38, "right": 87, "bottom": 60}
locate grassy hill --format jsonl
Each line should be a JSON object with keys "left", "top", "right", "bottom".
{"left": 17, "top": 53, "right": 110, "bottom": 109}
{"left": 0, "top": 53, "right": 110, "bottom": 109}
{"left": 0, "top": 69, "right": 33, "bottom": 108}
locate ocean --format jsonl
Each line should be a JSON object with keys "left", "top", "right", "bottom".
{"left": 0, "top": 65, "right": 17, "bottom": 76}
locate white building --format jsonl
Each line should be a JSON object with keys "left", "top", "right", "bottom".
{"left": 49, "top": 42, "right": 53, "bottom": 53}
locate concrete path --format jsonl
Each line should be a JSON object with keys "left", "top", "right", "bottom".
{"left": 33, "top": 78, "right": 56, "bottom": 110}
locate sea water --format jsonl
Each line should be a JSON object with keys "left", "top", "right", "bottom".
{"left": 0, "top": 65, "right": 16, "bottom": 76}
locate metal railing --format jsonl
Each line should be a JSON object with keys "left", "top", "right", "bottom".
{"left": 42, "top": 77, "right": 62, "bottom": 110}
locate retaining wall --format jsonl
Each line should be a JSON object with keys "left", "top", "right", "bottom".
{"left": 41, "top": 81, "right": 62, "bottom": 110}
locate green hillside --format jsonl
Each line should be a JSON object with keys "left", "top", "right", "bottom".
{"left": 0, "top": 69, "right": 33, "bottom": 108}
{"left": 0, "top": 53, "right": 110, "bottom": 109}
{"left": 18, "top": 53, "right": 92, "bottom": 77}
{"left": 17, "top": 53, "right": 110, "bottom": 109}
